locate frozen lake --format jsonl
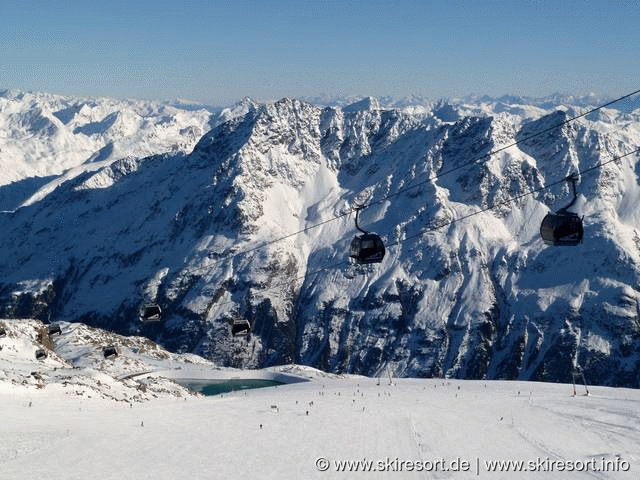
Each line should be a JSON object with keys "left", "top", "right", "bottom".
{"left": 175, "top": 378, "right": 284, "bottom": 395}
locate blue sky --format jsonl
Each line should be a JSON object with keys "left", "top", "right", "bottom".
{"left": 1, "top": 0, "right": 638, "bottom": 105}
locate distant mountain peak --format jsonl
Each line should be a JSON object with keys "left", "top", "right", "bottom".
{"left": 343, "top": 96, "right": 381, "bottom": 113}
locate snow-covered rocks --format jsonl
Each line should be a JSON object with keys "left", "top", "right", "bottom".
{"left": 0, "top": 318, "right": 197, "bottom": 402}
{"left": 0, "top": 91, "right": 639, "bottom": 387}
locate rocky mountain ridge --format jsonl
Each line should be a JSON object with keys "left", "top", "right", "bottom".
{"left": 1, "top": 90, "right": 639, "bottom": 387}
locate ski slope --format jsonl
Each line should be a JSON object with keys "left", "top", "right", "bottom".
{"left": 1, "top": 321, "right": 638, "bottom": 479}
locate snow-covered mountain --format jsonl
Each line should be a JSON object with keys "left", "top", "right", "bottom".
{"left": 1, "top": 90, "right": 639, "bottom": 388}
{"left": 0, "top": 89, "right": 220, "bottom": 210}
{"left": 0, "top": 317, "right": 304, "bottom": 402}
{"left": 0, "top": 317, "right": 198, "bottom": 401}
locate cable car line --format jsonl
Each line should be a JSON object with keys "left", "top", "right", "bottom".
{"left": 390, "top": 147, "right": 640, "bottom": 247}
{"left": 205, "top": 146, "right": 640, "bottom": 311}
{"left": 358, "top": 88, "right": 640, "bottom": 213}
{"left": 182, "top": 89, "right": 640, "bottom": 279}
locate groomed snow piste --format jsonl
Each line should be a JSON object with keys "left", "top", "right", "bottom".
{"left": 1, "top": 319, "right": 638, "bottom": 479}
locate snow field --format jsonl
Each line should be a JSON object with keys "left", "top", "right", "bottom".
{"left": 1, "top": 319, "right": 638, "bottom": 479}
{"left": 2, "top": 375, "right": 638, "bottom": 479}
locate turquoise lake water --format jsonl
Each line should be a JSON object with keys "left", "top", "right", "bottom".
{"left": 176, "top": 378, "right": 284, "bottom": 396}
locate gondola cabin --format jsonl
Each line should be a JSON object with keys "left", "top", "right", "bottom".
{"left": 232, "top": 320, "right": 251, "bottom": 337}
{"left": 350, "top": 233, "right": 386, "bottom": 264}
{"left": 48, "top": 323, "right": 62, "bottom": 336}
{"left": 103, "top": 346, "right": 118, "bottom": 359}
{"left": 349, "top": 206, "right": 386, "bottom": 264}
{"left": 35, "top": 348, "right": 47, "bottom": 360}
{"left": 140, "top": 304, "right": 162, "bottom": 323}
{"left": 540, "top": 173, "right": 583, "bottom": 247}
{"left": 540, "top": 211, "right": 583, "bottom": 246}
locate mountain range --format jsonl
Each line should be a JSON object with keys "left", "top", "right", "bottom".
{"left": 1, "top": 88, "right": 639, "bottom": 387}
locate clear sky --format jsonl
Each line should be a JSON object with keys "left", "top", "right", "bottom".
{"left": 1, "top": 0, "right": 638, "bottom": 106}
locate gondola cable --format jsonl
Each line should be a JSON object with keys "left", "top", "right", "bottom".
{"left": 183, "top": 89, "right": 640, "bottom": 278}
{"left": 360, "top": 89, "right": 640, "bottom": 213}
{"left": 207, "top": 146, "right": 640, "bottom": 310}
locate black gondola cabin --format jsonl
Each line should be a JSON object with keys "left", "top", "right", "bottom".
{"left": 539, "top": 173, "right": 583, "bottom": 247}
{"left": 140, "top": 304, "right": 162, "bottom": 322}
{"left": 103, "top": 346, "right": 118, "bottom": 359}
{"left": 350, "top": 233, "right": 386, "bottom": 264}
{"left": 349, "top": 205, "right": 386, "bottom": 264}
{"left": 48, "top": 324, "right": 62, "bottom": 336}
{"left": 540, "top": 212, "right": 583, "bottom": 246}
{"left": 232, "top": 320, "right": 251, "bottom": 336}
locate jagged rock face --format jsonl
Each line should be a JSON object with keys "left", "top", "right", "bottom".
{"left": 1, "top": 93, "right": 639, "bottom": 387}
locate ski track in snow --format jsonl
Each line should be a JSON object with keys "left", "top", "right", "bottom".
{"left": 0, "top": 318, "right": 638, "bottom": 479}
